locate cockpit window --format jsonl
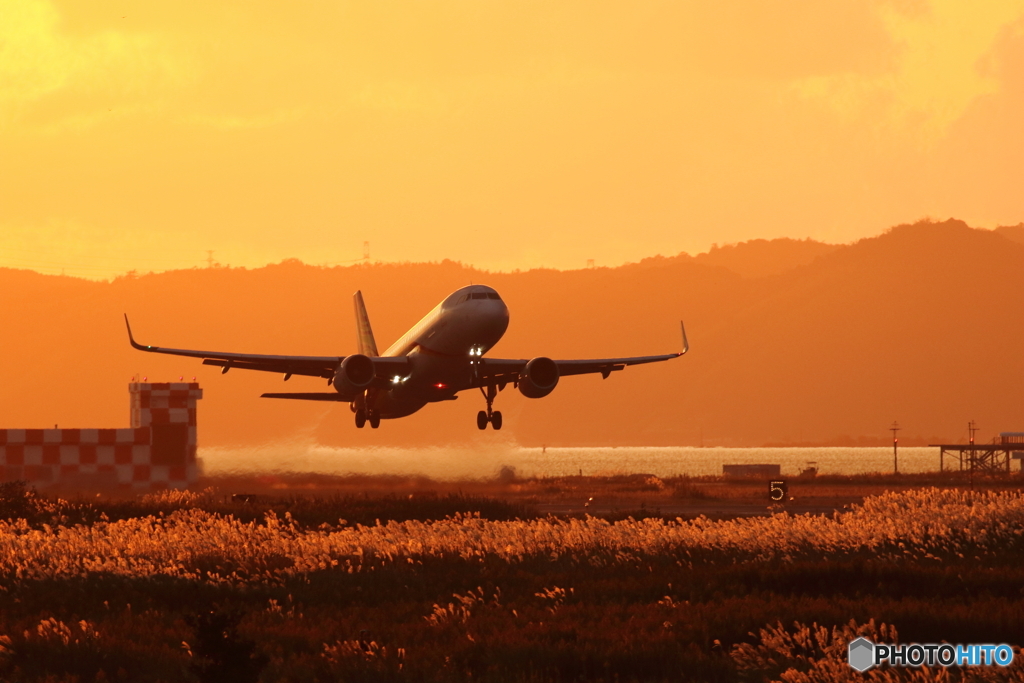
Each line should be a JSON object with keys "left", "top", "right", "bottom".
{"left": 456, "top": 291, "right": 499, "bottom": 304}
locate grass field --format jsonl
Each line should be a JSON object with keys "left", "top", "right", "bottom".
{"left": 0, "top": 473, "right": 1022, "bottom": 682}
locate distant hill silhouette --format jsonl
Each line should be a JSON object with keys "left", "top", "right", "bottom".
{"left": 996, "top": 223, "right": 1024, "bottom": 246}
{"left": 1, "top": 219, "right": 1020, "bottom": 449}
{"left": 634, "top": 237, "right": 839, "bottom": 278}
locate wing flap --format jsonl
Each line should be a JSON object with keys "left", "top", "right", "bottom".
{"left": 555, "top": 353, "right": 679, "bottom": 376}
{"left": 261, "top": 392, "right": 347, "bottom": 401}
{"left": 202, "top": 358, "right": 336, "bottom": 378}
{"left": 475, "top": 322, "right": 688, "bottom": 385}
{"left": 477, "top": 354, "right": 677, "bottom": 384}
{"left": 125, "top": 314, "right": 409, "bottom": 380}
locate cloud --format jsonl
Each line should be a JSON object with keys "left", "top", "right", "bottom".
{"left": 0, "top": 0, "right": 193, "bottom": 131}
{"left": 185, "top": 108, "right": 311, "bottom": 131}
{"left": 791, "top": 0, "right": 1024, "bottom": 145}
{"left": 0, "top": 0, "right": 68, "bottom": 106}
{"left": 348, "top": 82, "right": 451, "bottom": 117}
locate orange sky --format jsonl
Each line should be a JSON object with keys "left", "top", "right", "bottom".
{"left": 2, "top": 0, "right": 1022, "bottom": 278}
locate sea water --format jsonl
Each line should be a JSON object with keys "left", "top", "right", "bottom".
{"left": 199, "top": 444, "right": 945, "bottom": 480}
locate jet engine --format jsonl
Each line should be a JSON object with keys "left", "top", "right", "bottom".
{"left": 333, "top": 354, "right": 376, "bottom": 400}
{"left": 517, "top": 357, "right": 559, "bottom": 398}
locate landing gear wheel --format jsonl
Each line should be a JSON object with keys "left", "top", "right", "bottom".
{"left": 477, "top": 384, "right": 502, "bottom": 430}
{"left": 355, "top": 409, "right": 366, "bottom": 429}
{"left": 369, "top": 412, "right": 381, "bottom": 429}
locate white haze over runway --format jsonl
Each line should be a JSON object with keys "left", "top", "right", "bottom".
{"left": 199, "top": 444, "right": 945, "bottom": 480}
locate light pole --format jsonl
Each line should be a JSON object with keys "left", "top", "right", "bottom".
{"left": 890, "top": 421, "right": 900, "bottom": 474}
{"left": 968, "top": 420, "right": 978, "bottom": 491}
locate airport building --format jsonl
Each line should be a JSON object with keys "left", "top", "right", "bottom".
{"left": 0, "top": 382, "right": 202, "bottom": 490}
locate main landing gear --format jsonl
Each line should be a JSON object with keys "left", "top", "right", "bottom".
{"left": 354, "top": 407, "right": 380, "bottom": 429}
{"left": 477, "top": 385, "right": 502, "bottom": 430}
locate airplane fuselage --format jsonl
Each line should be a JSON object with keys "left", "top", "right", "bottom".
{"left": 368, "top": 285, "right": 509, "bottom": 418}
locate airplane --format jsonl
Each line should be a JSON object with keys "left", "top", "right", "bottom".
{"left": 125, "top": 285, "right": 688, "bottom": 430}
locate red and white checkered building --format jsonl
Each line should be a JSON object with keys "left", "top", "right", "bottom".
{"left": 0, "top": 382, "right": 202, "bottom": 490}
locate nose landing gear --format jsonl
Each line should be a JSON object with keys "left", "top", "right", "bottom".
{"left": 476, "top": 385, "right": 503, "bottom": 430}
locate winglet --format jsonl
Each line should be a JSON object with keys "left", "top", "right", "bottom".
{"left": 124, "top": 314, "right": 151, "bottom": 351}
{"left": 353, "top": 291, "right": 379, "bottom": 357}
{"left": 680, "top": 321, "right": 689, "bottom": 356}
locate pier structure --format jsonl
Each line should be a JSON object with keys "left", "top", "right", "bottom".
{"left": 933, "top": 433, "right": 1024, "bottom": 474}
{"left": 0, "top": 382, "right": 202, "bottom": 490}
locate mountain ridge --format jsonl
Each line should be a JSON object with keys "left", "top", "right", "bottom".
{"left": 0, "top": 219, "right": 1020, "bottom": 448}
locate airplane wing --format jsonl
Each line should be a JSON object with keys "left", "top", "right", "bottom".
{"left": 476, "top": 321, "right": 689, "bottom": 386}
{"left": 123, "top": 315, "right": 408, "bottom": 380}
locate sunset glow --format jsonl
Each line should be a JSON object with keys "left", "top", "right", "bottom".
{"left": 2, "top": 0, "right": 1021, "bottom": 277}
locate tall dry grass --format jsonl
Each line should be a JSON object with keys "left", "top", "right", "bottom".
{"left": 0, "top": 485, "right": 1021, "bottom": 681}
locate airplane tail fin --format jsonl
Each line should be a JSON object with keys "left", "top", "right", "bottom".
{"left": 353, "top": 291, "right": 379, "bottom": 357}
